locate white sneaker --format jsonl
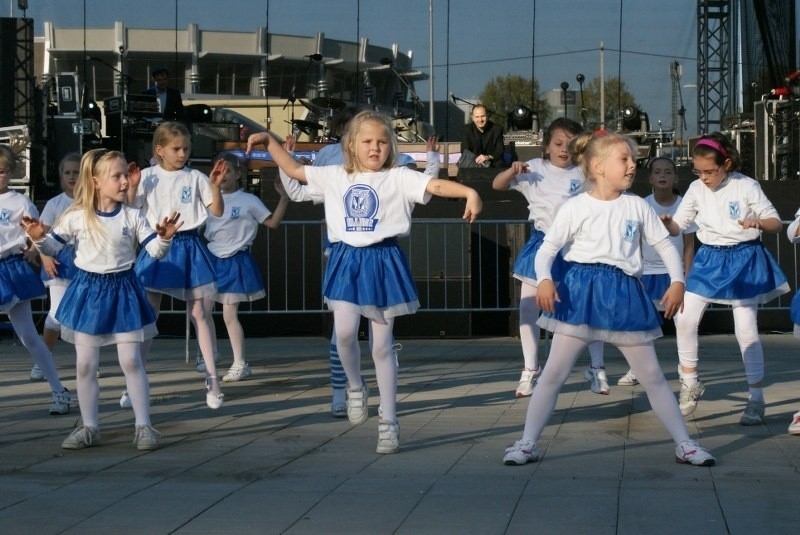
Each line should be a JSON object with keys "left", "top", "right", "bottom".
{"left": 739, "top": 399, "right": 765, "bottom": 426}
{"left": 221, "top": 362, "right": 252, "bottom": 382}
{"left": 195, "top": 352, "right": 220, "bottom": 374}
{"left": 503, "top": 439, "right": 539, "bottom": 465}
{"left": 679, "top": 380, "right": 705, "bottom": 416}
{"left": 584, "top": 368, "right": 609, "bottom": 395}
{"left": 376, "top": 419, "right": 400, "bottom": 454}
{"left": 119, "top": 391, "right": 132, "bottom": 409}
{"left": 30, "top": 364, "right": 45, "bottom": 381}
{"left": 49, "top": 388, "right": 71, "bottom": 415}
{"left": 787, "top": 412, "right": 800, "bottom": 435}
{"left": 205, "top": 376, "right": 224, "bottom": 409}
{"left": 346, "top": 382, "right": 369, "bottom": 425}
{"left": 617, "top": 369, "right": 638, "bottom": 386}
{"left": 675, "top": 440, "right": 715, "bottom": 466}
{"left": 515, "top": 367, "right": 540, "bottom": 398}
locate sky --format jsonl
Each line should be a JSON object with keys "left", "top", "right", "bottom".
{"left": 10, "top": 0, "right": 711, "bottom": 136}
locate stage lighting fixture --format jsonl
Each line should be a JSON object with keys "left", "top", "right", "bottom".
{"left": 511, "top": 105, "right": 534, "bottom": 130}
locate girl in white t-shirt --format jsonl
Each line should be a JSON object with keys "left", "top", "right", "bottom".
{"left": 128, "top": 122, "right": 227, "bottom": 409}
{"left": 29, "top": 153, "right": 81, "bottom": 381}
{"left": 615, "top": 156, "right": 695, "bottom": 387}
{"left": 493, "top": 118, "right": 606, "bottom": 397}
{"left": 503, "top": 131, "right": 715, "bottom": 467}
{"left": 1, "top": 142, "right": 71, "bottom": 415}
{"left": 24, "top": 149, "right": 181, "bottom": 450}
{"left": 664, "top": 132, "right": 788, "bottom": 425}
{"left": 202, "top": 153, "right": 288, "bottom": 382}
{"left": 246, "top": 110, "right": 482, "bottom": 454}
{"left": 785, "top": 211, "right": 800, "bottom": 436}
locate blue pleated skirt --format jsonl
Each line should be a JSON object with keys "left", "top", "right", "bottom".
{"left": 687, "top": 239, "right": 789, "bottom": 306}
{"left": 135, "top": 230, "right": 216, "bottom": 300}
{"left": 211, "top": 250, "right": 266, "bottom": 304}
{"left": 324, "top": 239, "right": 419, "bottom": 323}
{"left": 40, "top": 243, "right": 77, "bottom": 287}
{"left": 790, "top": 292, "right": 800, "bottom": 339}
{"left": 0, "top": 254, "right": 46, "bottom": 313}
{"left": 537, "top": 262, "right": 663, "bottom": 345}
{"left": 512, "top": 227, "right": 569, "bottom": 285}
{"left": 641, "top": 272, "right": 671, "bottom": 311}
{"left": 56, "top": 268, "right": 157, "bottom": 347}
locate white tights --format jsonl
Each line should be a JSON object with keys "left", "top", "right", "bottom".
{"left": 676, "top": 293, "right": 764, "bottom": 385}
{"left": 7, "top": 301, "right": 64, "bottom": 392}
{"left": 333, "top": 310, "right": 397, "bottom": 422}
{"left": 521, "top": 334, "right": 690, "bottom": 446}
{"left": 75, "top": 342, "right": 150, "bottom": 428}
{"left": 44, "top": 284, "right": 67, "bottom": 330}
{"left": 519, "top": 282, "right": 605, "bottom": 370}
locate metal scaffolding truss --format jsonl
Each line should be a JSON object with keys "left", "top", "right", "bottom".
{"left": 6, "top": 18, "right": 35, "bottom": 129}
{"left": 696, "top": 0, "right": 738, "bottom": 134}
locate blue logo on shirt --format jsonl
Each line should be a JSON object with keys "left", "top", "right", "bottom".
{"left": 0, "top": 209, "right": 10, "bottom": 226}
{"left": 624, "top": 220, "right": 638, "bottom": 242}
{"left": 569, "top": 179, "right": 581, "bottom": 195}
{"left": 180, "top": 186, "right": 192, "bottom": 204}
{"left": 122, "top": 226, "right": 129, "bottom": 237}
{"left": 728, "top": 201, "right": 740, "bottom": 219}
{"left": 343, "top": 184, "right": 379, "bottom": 232}
{"left": 230, "top": 206, "right": 240, "bottom": 220}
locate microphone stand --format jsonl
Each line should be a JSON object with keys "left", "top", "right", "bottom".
{"left": 576, "top": 74, "right": 588, "bottom": 128}
{"left": 451, "top": 94, "right": 503, "bottom": 121}
{"left": 382, "top": 60, "right": 426, "bottom": 142}
{"left": 88, "top": 53, "right": 135, "bottom": 152}
{"left": 283, "top": 55, "right": 321, "bottom": 137}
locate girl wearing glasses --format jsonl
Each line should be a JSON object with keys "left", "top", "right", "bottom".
{"left": 662, "top": 132, "right": 788, "bottom": 426}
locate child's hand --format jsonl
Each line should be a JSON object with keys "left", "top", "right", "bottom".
{"left": 536, "top": 279, "right": 559, "bottom": 313}
{"left": 509, "top": 161, "right": 529, "bottom": 175}
{"left": 462, "top": 190, "right": 483, "bottom": 223}
{"left": 40, "top": 254, "right": 59, "bottom": 278}
{"left": 209, "top": 159, "right": 228, "bottom": 187}
{"left": 155, "top": 211, "right": 183, "bottom": 239}
{"left": 283, "top": 134, "right": 296, "bottom": 152}
{"left": 127, "top": 161, "right": 141, "bottom": 191}
{"left": 273, "top": 177, "right": 287, "bottom": 197}
{"left": 738, "top": 218, "right": 761, "bottom": 230}
{"left": 20, "top": 215, "right": 46, "bottom": 241}
{"left": 426, "top": 135, "right": 438, "bottom": 152}
{"left": 246, "top": 131, "right": 271, "bottom": 155}
{"left": 660, "top": 281, "right": 685, "bottom": 319}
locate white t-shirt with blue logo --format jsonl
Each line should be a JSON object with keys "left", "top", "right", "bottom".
{"left": 133, "top": 165, "right": 214, "bottom": 232}
{"left": 508, "top": 159, "right": 587, "bottom": 233}
{"left": 204, "top": 189, "right": 271, "bottom": 258}
{"left": 304, "top": 165, "right": 431, "bottom": 247}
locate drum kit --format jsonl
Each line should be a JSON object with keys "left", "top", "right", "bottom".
{"left": 286, "top": 96, "right": 346, "bottom": 143}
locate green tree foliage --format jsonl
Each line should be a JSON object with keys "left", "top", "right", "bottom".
{"left": 478, "top": 74, "right": 551, "bottom": 128}
{"left": 581, "top": 76, "right": 640, "bottom": 130}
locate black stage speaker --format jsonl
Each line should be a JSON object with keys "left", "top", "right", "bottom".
{"left": 56, "top": 72, "right": 80, "bottom": 116}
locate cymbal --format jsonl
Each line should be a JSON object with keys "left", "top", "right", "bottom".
{"left": 299, "top": 99, "right": 322, "bottom": 113}
{"left": 291, "top": 119, "right": 323, "bottom": 133}
{"left": 310, "top": 96, "right": 345, "bottom": 110}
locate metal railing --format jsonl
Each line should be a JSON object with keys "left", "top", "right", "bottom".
{"left": 156, "top": 218, "right": 797, "bottom": 317}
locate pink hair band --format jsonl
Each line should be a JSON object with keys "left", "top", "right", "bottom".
{"left": 695, "top": 138, "right": 728, "bottom": 158}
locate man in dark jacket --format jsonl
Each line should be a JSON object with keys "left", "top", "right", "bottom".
{"left": 460, "top": 104, "right": 506, "bottom": 168}
{"left": 144, "top": 67, "right": 184, "bottom": 121}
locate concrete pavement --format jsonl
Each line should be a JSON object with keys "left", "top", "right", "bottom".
{"left": 1, "top": 332, "right": 799, "bottom": 534}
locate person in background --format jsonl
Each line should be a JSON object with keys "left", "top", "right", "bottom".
{"left": 202, "top": 153, "right": 288, "bottom": 382}
{"left": 492, "top": 118, "right": 605, "bottom": 398}
{"left": 460, "top": 104, "right": 506, "bottom": 168}
{"left": 31, "top": 153, "right": 94, "bottom": 381}
{"left": 0, "top": 142, "right": 71, "bottom": 416}
{"left": 144, "top": 66, "right": 183, "bottom": 122}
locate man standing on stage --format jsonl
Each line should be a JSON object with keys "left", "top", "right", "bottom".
{"left": 144, "top": 67, "right": 184, "bottom": 122}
